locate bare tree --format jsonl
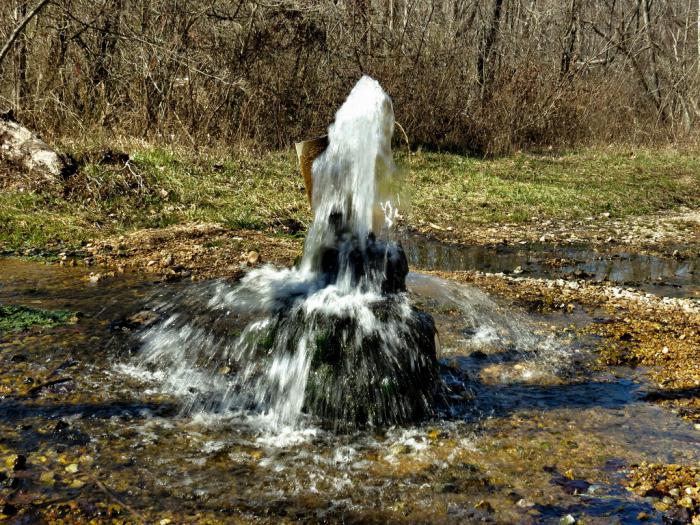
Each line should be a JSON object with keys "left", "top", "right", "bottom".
{"left": 0, "top": 0, "right": 697, "bottom": 154}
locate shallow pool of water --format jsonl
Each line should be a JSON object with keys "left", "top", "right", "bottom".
{"left": 1, "top": 258, "right": 698, "bottom": 523}
{"left": 401, "top": 234, "right": 700, "bottom": 299}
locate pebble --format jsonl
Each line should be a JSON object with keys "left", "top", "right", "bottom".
{"left": 560, "top": 514, "right": 576, "bottom": 525}
{"left": 474, "top": 500, "right": 494, "bottom": 513}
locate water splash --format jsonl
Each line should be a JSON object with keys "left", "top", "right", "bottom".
{"left": 132, "top": 76, "right": 437, "bottom": 430}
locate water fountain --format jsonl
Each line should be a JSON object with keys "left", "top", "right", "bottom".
{"left": 136, "top": 76, "right": 439, "bottom": 429}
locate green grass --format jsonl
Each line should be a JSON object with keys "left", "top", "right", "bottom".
{"left": 404, "top": 149, "right": 700, "bottom": 225}
{"left": 1, "top": 143, "right": 699, "bottom": 252}
{"left": 0, "top": 144, "right": 311, "bottom": 251}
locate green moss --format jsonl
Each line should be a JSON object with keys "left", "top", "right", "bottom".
{"left": 0, "top": 305, "right": 77, "bottom": 333}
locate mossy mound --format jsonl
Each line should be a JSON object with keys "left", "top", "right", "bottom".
{"left": 267, "top": 297, "right": 438, "bottom": 429}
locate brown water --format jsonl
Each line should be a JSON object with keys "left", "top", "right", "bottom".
{"left": 1, "top": 258, "right": 699, "bottom": 524}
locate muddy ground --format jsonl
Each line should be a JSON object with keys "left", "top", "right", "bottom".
{"left": 409, "top": 207, "right": 700, "bottom": 259}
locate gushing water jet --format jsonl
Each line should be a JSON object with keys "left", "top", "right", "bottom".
{"left": 136, "top": 76, "right": 439, "bottom": 429}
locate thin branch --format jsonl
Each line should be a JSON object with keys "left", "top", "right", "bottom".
{"left": 0, "top": 0, "right": 53, "bottom": 68}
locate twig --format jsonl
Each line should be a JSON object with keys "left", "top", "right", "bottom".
{"left": 87, "top": 473, "right": 146, "bottom": 523}
{"left": 394, "top": 121, "right": 411, "bottom": 165}
{"left": 25, "top": 377, "right": 72, "bottom": 397}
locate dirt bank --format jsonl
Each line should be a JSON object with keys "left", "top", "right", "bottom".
{"left": 408, "top": 206, "right": 700, "bottom": 258}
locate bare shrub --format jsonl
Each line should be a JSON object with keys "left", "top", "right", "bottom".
{"left": 0, "top": 0, "right": 698, "bottom": 155}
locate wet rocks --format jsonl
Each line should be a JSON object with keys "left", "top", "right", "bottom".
{"left": 317, "top": 234, "right": 409, "bottom": 294}
{"left": 109, "top": 310, "right": 159, "bottom": 332}
{"left": 278, "top": 299, "right": 438, "bottom": 428}
{"left": 628, "top": 463, "right": 700, "bottom": 524}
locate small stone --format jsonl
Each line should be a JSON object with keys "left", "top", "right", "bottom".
{"left": 513, "top": 266, "right": 524, "bottom": 275}
{"left": 247, "top": 250, "right": 260, "bottom": 265}
{"left": 662, "top": 346, "right": 669, "bottom": 354}
{"left": 516, "top": 498, "right": 535, "bottom": 508}
{"left": 12, "top": 454, "right": 27, "bottom": 471}
{"left": 653, "top": 501, "right": 669, "bottom": 512}
{"left": 65, "top": 463, "right": 79, "bottom": 473}
{"left": 559, "top": 514, "right": 576, "bottom": 525}
{"left": 679, "top": 496, "right": 693, "bottom": 508}
{"left": 1, "top": 503, "right": 17, "bottom": 517}
{"left": 39, "top": 471, "right": 55, "bottom": 485}
{"left": 474, "top": 500, "right": 494, "bottom": 513}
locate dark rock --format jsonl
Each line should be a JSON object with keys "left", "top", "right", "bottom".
{"left": 98, "top": 149, "right": 129, "bottom": 165}
{"left": 550, "top": 474, "right": 591, "bottom": 495}
{"left": 53, "top": 420, "right": 70, "bottom": 432}
{"left": 440, "top": 482, "right": 459, "bottom": 493}
{"left": 1, "top": 503, "right": 17, "bottom": 517}
{"left": 318, "top": 234, "right": 409, "bottom": 294}
{"left": 264, "top": 297, "right": 438, "bottom": 429}
{"left": 12, "top": 455, "right": 27, "bottom": 471}
{"left": 3, "top": 477, "right": 20, "bottom": 490}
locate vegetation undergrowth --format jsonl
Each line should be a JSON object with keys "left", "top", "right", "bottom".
{"left": 1, "top": 139, "right": 699, "bottom": 252}
{"left": 0, "top": 305, "right": 77, "bottom": 333}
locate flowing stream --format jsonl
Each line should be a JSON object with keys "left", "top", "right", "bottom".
{"left": 1, "top": 258, "right": 699, "bottom": 523}
{"left": 1, "top": 76, "right": 699, "bottom": 523}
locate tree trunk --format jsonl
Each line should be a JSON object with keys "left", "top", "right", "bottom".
{"left": 560, "top": 0, "right": 579, "bottom": 79}
{"left": 15, "top": 1, "right": 28, "bottom": 109}
{"left": 478, "top": 0, "right": 504, "bottom": 100}
{"left": 641, "top": 0, "right": 665, "bottom": 119}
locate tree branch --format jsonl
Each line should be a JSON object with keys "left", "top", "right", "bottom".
{"left": 0, "top": 0, "right": 53, "bottom": 69}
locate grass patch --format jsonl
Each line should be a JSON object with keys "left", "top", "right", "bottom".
{"left": 404, "top": 149, "right": 700, "bottom": 225}
{"left": 0, "top": 305, "right": 77, "bottom": 333}
{"left": 0, "top": 142, "right": 699, "bottom": 251}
